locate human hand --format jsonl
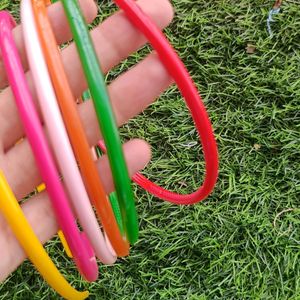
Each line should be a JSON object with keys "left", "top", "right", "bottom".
{"left": 0, "top": 0, "right": 174, "bottom": 281}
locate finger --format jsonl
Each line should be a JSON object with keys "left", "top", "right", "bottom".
{"left": 0, "top": 139, "right": 151, "bottom": 282}
{"left": 4, "top": 52, "right": 172, "bottom": 199}
{"left": 0, "top": 0, "right": 98, "bottom": 89}
{"left": 81, "top": 53, "right": 173, "bottom": 147}
{"left": 62, "top": 0, "right": 174, "bottom": 98}
{"left": 0, "top": 0, "right": 174, "bottom": 151}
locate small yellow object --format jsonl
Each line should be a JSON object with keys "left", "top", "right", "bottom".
{"left": 58, "top": 230, "right": 73, "bottom": 258}
{"left": 0, "top": 171, "right": 89, "bottom": 300}
{"left": 36, "top": 183, "right": 46, "bottom": 193}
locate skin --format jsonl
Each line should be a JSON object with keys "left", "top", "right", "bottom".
{"left": 0, "top": 0, "right": 174, "bottom": 281}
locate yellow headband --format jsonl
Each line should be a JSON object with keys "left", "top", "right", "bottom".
{"left": 0, "top": 171, "right": 88, "bottom": 299}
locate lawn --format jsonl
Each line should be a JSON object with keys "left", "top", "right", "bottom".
{"left": 0, "top": 0, "right": 299, "bottom": 299}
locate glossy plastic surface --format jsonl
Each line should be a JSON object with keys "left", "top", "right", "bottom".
{"left": 32, "top": 0, "right": 123, "bottom": 261}
{"left": 61, "top": 0, "right": 138, "bottom": 244}
{"left": 0, "top": 171, "right": 89, "bottom": 299}
{"left": 112, "top": 0, "right": 219, "bottom": 205}
{"left": 20, "top": 0, "right": 98, "bottom": 281}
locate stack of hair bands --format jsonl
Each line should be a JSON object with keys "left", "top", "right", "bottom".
{"left": 0, "top": 0, "right": 219, "bottom": 299}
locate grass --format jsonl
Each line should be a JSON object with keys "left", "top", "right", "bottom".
{"left": 0, "top": 0, "right": 300, "bottom": 299}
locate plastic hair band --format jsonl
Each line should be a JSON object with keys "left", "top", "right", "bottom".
{"left": 107, "top": 0, "right": 219, "bottom": 205}
{"left": 32, "top": 0, "right": 124, "bottom": 261}
{"left": 61, "top": 0, "right": 138, "bottom": 244}
{"left": 20, "top": 0, "right": 98, "bottom": 281}
{"left": 58, "top": 230, "right": 73, "bottom": 258}
{"left": 36, "top": 183, "right": 46, "bottom": 193}
{"left": 0, "top": 170, "right": 88, "bottom": 299}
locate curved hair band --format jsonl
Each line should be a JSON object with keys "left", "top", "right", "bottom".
{"left": 0, "top": 12, "right": 88, "bottom": 299}
{"left": 106, "top": 0, "right": 219, "bottom": 205}
{"left": 32, "top": 0, "right": 128, "bottom": 261}
{"left": 21, "top": 0, "right": 98, "bottom": 281}
{"left": 61, "top": 0, "right": 139, "bottom": 244}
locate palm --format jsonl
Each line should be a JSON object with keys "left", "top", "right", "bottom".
{"left": 0, "top": 0, "right": 173, "bottom": 281}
